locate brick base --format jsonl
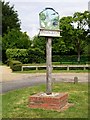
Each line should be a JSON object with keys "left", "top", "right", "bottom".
{"left": 29, "top": 92, "right": 68, "bottom": 111}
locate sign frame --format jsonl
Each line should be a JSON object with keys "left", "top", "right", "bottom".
{"left": 39, "top": 7, "right": 61, "bottom": 37}
{"left": 39, "top": 28, "right": 61, "bottom": 37}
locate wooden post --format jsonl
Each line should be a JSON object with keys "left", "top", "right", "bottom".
{"left": 22, "top": 66, "right": 23, "bottom": 71}
{"left": 46, "top": 37, "right": 52, "bottom": 95}
{"left": 67, "top": 65, "right": 69, "bottom": 71}
{"left": 36, "top": 67, "right": 38, "bottom": 71}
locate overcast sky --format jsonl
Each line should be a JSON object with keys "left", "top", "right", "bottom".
{"left": 5, "top": 0, "right": 89, "bottom": 38}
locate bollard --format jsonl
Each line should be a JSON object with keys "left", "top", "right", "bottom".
{"left": 74, "top": 77, "right": 78, "bottom": 84}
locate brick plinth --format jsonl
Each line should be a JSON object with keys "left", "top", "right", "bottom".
{"left": 29, "top": 92, "right": 68, "bottom": 111}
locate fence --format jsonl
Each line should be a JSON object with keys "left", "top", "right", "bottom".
{"left": 22, "top": 64, "right": 89, "bottom": 71}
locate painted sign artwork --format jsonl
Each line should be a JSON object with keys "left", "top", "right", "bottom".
{"left": 39, "top": 8, "right": 59, "bottom": 30}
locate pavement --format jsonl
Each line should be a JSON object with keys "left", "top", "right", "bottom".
{"left": 0, "top": 65, "right": 89, "bottom": 94}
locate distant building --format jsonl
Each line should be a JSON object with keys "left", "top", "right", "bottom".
{"left": 88, "top": 1, "right": 90, "bottom": 11}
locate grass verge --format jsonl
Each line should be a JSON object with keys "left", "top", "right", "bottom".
{"left": 2, "top": 82, "right": 88, "bottom": 118}
{"left": 15, "top": 69, "right": 89, "bottom": 73}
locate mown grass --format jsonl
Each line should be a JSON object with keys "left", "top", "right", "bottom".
{"left": 15, "top": 69, "right": 89, "bottom": 74}
{"left": 2, "top": 82, "right": 88, "bottom": 118}
{"left": 23, "top": 62, "right": 89, "bottom": 66}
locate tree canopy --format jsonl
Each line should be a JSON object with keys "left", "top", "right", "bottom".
{"left": 2, "top": 1, "right": 21, "bottom": 36}
{"left": 1, "top": 0, "right": 90, "bottom": 63}
{"left": 2, "top": 29, "right": 31, "bottom": 50}
{"left": 60, "top": 11, "right": 90, "bottom": 61}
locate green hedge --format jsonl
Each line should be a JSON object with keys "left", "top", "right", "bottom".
{"left": 6, "top": 49, "right": 28, "bottom": 64}
{"left": 53, "top": 55, "right": 89, "bottom": 64}
{"left": 6, "top": 48, "right": 45, "bottom": 64}
{"left": 9, "top": 60, "right": 22, "bottom": 71}
{"left": 27, "top": 48, "right": 45, "bottom": 63}
{"left": 6, "top": 49, "right": 89, "bottom": 64}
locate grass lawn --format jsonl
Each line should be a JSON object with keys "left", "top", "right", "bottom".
{"left": 2, "top": 83, "right": 88, "bottom": 118}
{"left": 15, "top": 69, "right": 89, "bottom": 73}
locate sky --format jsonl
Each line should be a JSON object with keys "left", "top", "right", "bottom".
{"left": 5, "top": 0, "right": 89, "bottom": 38}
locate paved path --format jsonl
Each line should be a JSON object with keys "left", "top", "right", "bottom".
{"left": 0, "top": 66, "right": 89, "bottom": 94}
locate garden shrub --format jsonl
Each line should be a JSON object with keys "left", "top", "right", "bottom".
{"left": 9, "top": 60, "right": 22, "bottom": 71}
{"left": 6, "top": 49, "right": 28, "bottom": 63}
{"left": 52, "top": 55, "right": 90, "bottom": 64}
{"left": 6, "top": 48, "right": 45, "bottom": 64}
{"left": 27, "top": 48, "right": 45, "bottom": 63}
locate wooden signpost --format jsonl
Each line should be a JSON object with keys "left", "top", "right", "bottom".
{"left": 39, "top": 8, "right": 60, "bottom": 95}
{"left": 46, "top": 37, "right": 52, "bottom": 94}
{"left": 29, "top": 8, "right": 70, "bottom": 111}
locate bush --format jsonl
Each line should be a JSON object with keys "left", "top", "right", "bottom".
{"left": 9, "top": 60, "right": 22, "bottom": 71}
{"left": 27, "top": 48, "right": 45, "bottom": 63}
{"left": 6, "top": 59, "right": 10, "bottom": 66}
{"left": 6, "top": 49, "right": 28, "bottom": 63}
{"left": 6, "top": 48, "right": 45, "bottom": 64}
{"left": 52, "top": 55, "right": 90, "bottom": 64}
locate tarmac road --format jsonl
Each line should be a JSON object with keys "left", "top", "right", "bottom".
{"left": 0, "top": 65, "right": 88, "bottom": 94}
{"left": 1, "top": 75, "right": 46, "bottom": 93}
{"left": 1, "top": 73, "right": 88, "bottom": 94}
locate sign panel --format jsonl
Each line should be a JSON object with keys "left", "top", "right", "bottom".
{"left": 39, "top": 8, "right": 59, "bottom": 30}
{"left": 39, "top": 8, "right": 60, "bottom": 37}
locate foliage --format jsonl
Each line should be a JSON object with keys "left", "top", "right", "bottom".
{"left": 87, "top": 11, "right": 90, "bottom": 29}
{"left": 52, "top": 37, "right": 72, "bottom": 55}
{"left": 33, "top": 35, "right": 74, "bottom": 57}
{"left": 2, "top": 1, "right": 20, "bottom": 36}
{"left": 60, "top": 11, "right": 90, "bottom": 61}
{"left": 53, "top": 55, "right": 89, "bottom": 63}
{"left": 29, "top": 36, "right": 46, "bottom": 63}
{"left": 2, "top": 83, "right": 88, "bottom": 118}
{"left": 27, "top": 47, "right": 45, "bottom": 63}
{"left": 2, "top": 6, "right": 90, "bottom": 64}
{"left": 37, "top": 11, "right": 90, "bottom": 58}
{"left": 9, "top": 60, "right": 22, "bottom": 71}
{"left": 33, "top": 36, "right": 46, "bottom": 52}
{"left": 6, "top": 48, "right": 45, "bottom": 64}
{"left": 6, "top": 49, "right": 28, "bottom": 63}
{"left": 2, "top": 29, "right": 31, "bottom": 50}
{"left": 2, "top": 29, "right": 31, "bottom": 63}
{"left": 71, "top": 11, "right": 90, "bottom": 61}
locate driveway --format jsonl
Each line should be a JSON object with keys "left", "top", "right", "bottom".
{"left": 0, "top": 66, "right": 89, "bottom": 93}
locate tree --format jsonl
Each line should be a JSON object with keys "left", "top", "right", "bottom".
{"left": 33, "top": 36, "right": 46, "bottom": 51}
{"left": 71, "top": 11, "right": 89, "bottom": 62}
{"left": 2, "top": 29, "right": 31, "bottom": 62}
{"left": 2, "top": 29, "right": 31, "bottom": 50}
{"left": 2, "top": 1, "right": 21, "bottom": 36}
{"left": 86, "top": 11, "right": 90, "bottom": 30}
{"left": 59, "top": 16, "right": 75, "bottom": 54}
{"left": 60, "top": 11, "right": 90, "bottom": 62}
{"left": 52, "top": 37, "right": 68, "bottom": 55}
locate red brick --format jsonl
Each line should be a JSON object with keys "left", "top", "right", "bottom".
{"left": 29, "top": 92, "right": 68, "bottom": 111}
